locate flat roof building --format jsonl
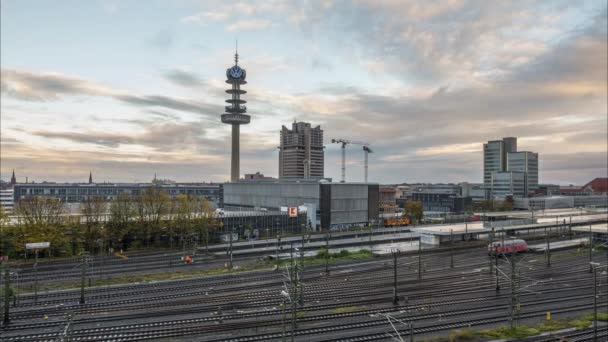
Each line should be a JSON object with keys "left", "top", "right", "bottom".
{"left": 13, "top": 183, "right": 222, "bottom": 206}
{"left": 223, "top": 180, "right": 378, "bottom": 230}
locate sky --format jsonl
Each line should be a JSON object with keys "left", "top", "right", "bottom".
{"left": 1, "top": 0, "right": 606, "bottom": 185}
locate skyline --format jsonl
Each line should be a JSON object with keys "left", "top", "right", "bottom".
{"left": 1, "top": 1, "right": 607, "bottom": 185}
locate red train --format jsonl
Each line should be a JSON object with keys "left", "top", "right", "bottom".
{"left": 487, "top": 239, "right": 528, "bottom": 256}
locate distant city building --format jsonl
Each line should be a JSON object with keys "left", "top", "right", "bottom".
{"left": 243, "top": 172, "right": 274, "bottom": 181}
{"left": 559, "top": 178, "right": 608, "bottom": 196}
{"left": 507, "top": 151, "right": 538, "bottom": 194}
{"left": 13, "top": 183, "right": 222, "bottom": 206}
{"left": 490, "top": 171, "right": 526, "bottom": 198}
{"left": 278, "top": 121, "right": 324, "bottom": 179}
{"left": 483, "top": 137, "right": 540, "bottom": 198}
{"left": 483, "top": 138, "right": 510, "bottom": 188}
{"left": 459, "top": 182, "right": 487, "bottom": 203}
{"left": 408, "top": 192, "right": 472, "bottom": 214}
{"left": 514, "top": 195, "right": 608, "bottom": 210}
{"left": 379, "top": 187, "right": 397, "bottom": 212}
{"left": 0, "top": 189, "right": 14, "bottom": 213}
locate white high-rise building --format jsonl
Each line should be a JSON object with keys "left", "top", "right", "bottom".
{"left": 483, "top": 137, "right": 517, "bottom": 189}
{"left": 490, "top": 171, "right": 526, "bottom": 198}
{"left": 507, "top": 151, "right": 538, "bottom": 195}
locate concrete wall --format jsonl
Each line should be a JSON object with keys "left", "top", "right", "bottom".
{"left": 329, "top": 183, "right": 369, "bottom": 226}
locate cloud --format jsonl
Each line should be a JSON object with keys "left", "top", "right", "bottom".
{"left": 163, "top": 69, "right": 206, "bottom": 87}
{"left": 226, "top": 19, "right": 272, "bottom": 32}
{"left": 147, "top": 29, "right": 174, "bottom": 50}
{"left": 31, "top": 121, "right": 225, "bottom": 153}
{"left": 181, "top": 11, "right": 229, "bottom": 23}
{"left": 1, "top": 69, "right": 222, "bottom": 118}
{"left": 1, "top": 69, "right": 106, "bottom": 101}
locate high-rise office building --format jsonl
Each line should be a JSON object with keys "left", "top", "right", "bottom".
{"left": 507, "top": 151, "right": 538, "bottom": 195}
{"left": 483, "top": 137, "right": 518, "bottom": 188}
{"left": 490, "top": 171, "right": 526, "bottom": 198}
{"left": 278, "top": 122, "right": 324, "bottom": 179}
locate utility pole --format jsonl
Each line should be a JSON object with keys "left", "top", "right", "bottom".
{"left": 418, "top": 238, "right": 422, "bottom": 281}
{"left": 80, "top": 252, "right": 88, "bottom": 305}
{"left": 450, "top": 229, "right": 454, "bottom": 269}
{"left": 495, "top": 251, "right": 500, "bottom": 292}
{"left": 509, "top": 254, "right": 517, "bottom": 330}
{"left": 34, "top": 249, "right": 39, "bottom": 303}
{"left": 325, "top": 231, "right": 330, "bottom": 275}
{"left": 392, "top": 250, "right": 399, "bottom": 304}
{"left": 588, "top": 225, "right": 593, "bottom": 273}
{"left": 593, "top": 265, "right": 598, "bottom": 342}
{"left": 489, "top": 228, "right": 495, "bottom": 275}
{"left": 281, "top": 298, "right": 287, "bottom": 342}
{"left": 276, "top": 235, "right": 281, "bottom": 271}
{"left": 228, "top": 227, "right": 234, "bottom": 270}
{"left": 545, "top": 227, "right": 551, "bottom": 267}
{"left": 3, "top": 266, "right": 9, "bottom": 325}
{"left": 290, "top": 243, "right": 297, "bottom": 342}
{"left": 299, "top": 231, "right": 305, "bottom": 306}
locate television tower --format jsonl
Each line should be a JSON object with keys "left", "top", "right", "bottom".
{"left": 221, "top": 46, "right": 250, "bottom": 182}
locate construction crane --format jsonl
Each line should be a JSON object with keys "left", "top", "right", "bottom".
{"left": 331, "top": 139, "right": 372, "bottom": 183}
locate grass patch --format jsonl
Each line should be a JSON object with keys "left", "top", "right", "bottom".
{"left": 582, "top": 312, "right": 608, "bottom": 322}
{"left": 272, "top": 249, "right": 374, "bottom": 268}
{"left": 431, "top": 311, "right": 608, "bottom": 342}
{"left": 296, "top": 311, "right": 306, "bottom": 318}
{"left": 448, "top": 328, "right": 476, "bottom": 341}
{"left": 333, "top": 306, "right": 360, "bottom": 314}
{"left": 16, "top": 262, "right": 271, "bottom": 294}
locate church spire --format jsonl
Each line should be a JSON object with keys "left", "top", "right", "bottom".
{"left": 10, "top": 169, "right": 16, "bottom": 185}
{"left": 88, "top": 171, "right": 93, "bottom": 184}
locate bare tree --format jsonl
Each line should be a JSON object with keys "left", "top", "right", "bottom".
{"left": 81, "top": 196, "right": 105, "bottom": 252}
{"left": 108, "top": 193, "right": 133, "bottom": 250}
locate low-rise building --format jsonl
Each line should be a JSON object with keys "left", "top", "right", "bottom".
{"left": 13, "top": 183, "right": 222, "bottom": 206}
{"left": 223, "top": 180, "right": 379, "bottom": 230}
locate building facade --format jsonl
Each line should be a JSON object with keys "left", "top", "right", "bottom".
{"left": 409, "top": 192, "right": 472, "bottom": 214}
{"left": 13, "top": 183, "right": 222, "bottom": 206}
{"left": 223, "top": 180, "right": 378, "bottom": 230}
{"left": 507, "top": 151, "right": 539, "bottom": 195}
{"left": 278, "top": 122, "right": 324, "bottom": 179}
{"left": 490, "top": 171, "right": 526, "bottom": 198}
{"left": 0, "top": 189, "right": 14, "bottom": 213}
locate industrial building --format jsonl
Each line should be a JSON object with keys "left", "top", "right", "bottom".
{"left": 278, "top": 121, "right": 324, "bottom": 179}
{"left": 223, "top": 180, "right": 379, "bottom": 230}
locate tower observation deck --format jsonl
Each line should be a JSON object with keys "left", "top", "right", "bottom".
{"left": 221, "top": 50, "right": 251, "bottom": 182}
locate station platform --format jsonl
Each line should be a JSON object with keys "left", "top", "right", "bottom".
{"left": 528, "top": 238, "right": 589, "bottom": 252}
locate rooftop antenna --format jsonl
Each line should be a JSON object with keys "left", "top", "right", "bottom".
{"left": 235, "top": 38, "right": 239, "bottom": 65}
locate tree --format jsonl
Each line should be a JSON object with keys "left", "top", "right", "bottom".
{"left": 80, "top": 196, "right": 105, "bottom": 252}
{"left": 404, "top": 200, "right": 424, "bottom": 224}
{"left": 133, "top": 188, "right": 169, "bottom": 248}
{"left": 13, "top": 196, "right": 69, "bottom": 256}
{"left": 108, "top": 193, "right": 133, "bottom": 250}
{"left": 193, "top": 198, "right": 217, "bottom": 254}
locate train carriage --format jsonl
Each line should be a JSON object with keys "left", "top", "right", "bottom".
{"left": 487, "top": 239, "right": 528, "bottom": 256}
